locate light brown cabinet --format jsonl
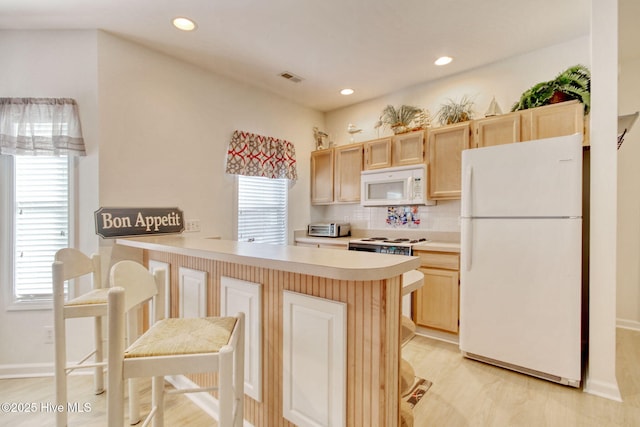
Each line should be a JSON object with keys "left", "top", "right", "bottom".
{"left": 363, "top": 137, "right": 392, "bottom": 170}
{"left": 520, "top": 100, "right": 585, "bottom": 143}
{"left": 474, "top": 100, "right": 586, "bottom": 148}
{"left": 363, "top": 130, "right": 425, "bottom": 170}
{"left": 393, "top": 130, "right": 425, "bottom": 166}
{"left": 334, "top": 143, "right": 364, "bottom": 203}
{"left": 412, "top": 250, "right": 460, "bottom": 333}
{"left": 473, "top": 113, "right": 522, "bottom": 148}
{"left": 311, "top": 143, "right": 363, "bottom": 205}
{"left": 310, "top": 149, "right": 334, "bottom": 204}
{"left": 427, "top": 122, "right": 471, "bottom": 200}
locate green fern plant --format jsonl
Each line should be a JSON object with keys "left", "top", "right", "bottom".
{"left": 511, "top": 64, "right": 591, "bottom": 113}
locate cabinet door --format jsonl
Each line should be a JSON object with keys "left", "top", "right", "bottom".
{"left": 474, "top": 114, "right": 521, "bottom": 148}
{"left": 393, "top": 130, "right": 424, "bottom": 166}
{"left": 521, "top": 100, "right": 584, "bottom": 142}
{"left": 334, "top": 143, "right": 363, "bottom": 203}
{"left": 363, "top": 137, "right": 392, "bottom": 170}
{"left": 427, "top": 122, "right": 471, "bottom": 200}
{"left": 413, "top": 267, "right": 459, "bottom": 333}
{"left": 282, "top": 291, "right": 346, "bottom": 427}
{"left": 311, "top": 149, "right": 334, "bottom": 204}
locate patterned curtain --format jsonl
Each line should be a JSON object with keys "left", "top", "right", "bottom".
{"left": 225, "top": 130, "right": 297, "bottom": 180}
{"left": 0, "top": 98, "right": 86, "bottom": 156}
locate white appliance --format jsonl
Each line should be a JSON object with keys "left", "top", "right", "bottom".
{"left": 459, "top": 133, "right": 583, "bottom": 387}
{"left": 360, "top": 164, "right": 435, "bottom": 206}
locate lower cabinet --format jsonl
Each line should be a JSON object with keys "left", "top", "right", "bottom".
{"left": 282, "top": 291, "right": 347, "bottom": 427}
{"left": 177, "top": 267, "right": 207, "bottom": 318}
{"left": 220, "top": 276, "right": 263, "bottom": 402}
{"left": 412, "top": 250, "right": 460, "bottom": 333}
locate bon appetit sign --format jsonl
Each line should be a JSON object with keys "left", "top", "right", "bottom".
{"left": 94, "top": 207, "right": 184, "bottom": 238}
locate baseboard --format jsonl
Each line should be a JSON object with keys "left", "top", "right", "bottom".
{"left": 165, "top": 375, "right": 254, "bottom": 427}
{"left": 0, "top": 363, "right": 96, "bottom": 379}
{"left": 0, "top": 363, "right": 54, "bottom": 379}
{"left": 616, "top": 318, "right": 640, "bottom": 332}
{"left": 414, "top": 326, "right": 459, "bottom": 345}
{"left": 583, "top": 377, "right": 623, "bottom": 402}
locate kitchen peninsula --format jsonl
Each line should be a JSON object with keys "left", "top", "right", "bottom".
{"left": 115, "top": 235, "right": 420, "bottom": 427}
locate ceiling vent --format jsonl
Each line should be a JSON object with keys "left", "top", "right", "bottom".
{"left": 279, "top": 71, "right": 303, "bottom": 83}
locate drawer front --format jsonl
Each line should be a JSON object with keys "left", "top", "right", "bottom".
{"left": 413, "top": 251, "right": 460, "bottom": 270}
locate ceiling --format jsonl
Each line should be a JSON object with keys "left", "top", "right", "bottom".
{"left": 0, "top": 1, "right": 636, "bottom": 112}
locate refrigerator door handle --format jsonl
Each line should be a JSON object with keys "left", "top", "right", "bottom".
{"left": 462, "top": 217, "right": 472, "bottom": 271}
{"left": 463, "top": 166, "right": 473, "bottom": 218}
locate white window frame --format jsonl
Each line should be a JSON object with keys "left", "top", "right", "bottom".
{"left": 0, "top": 154, "right": 76, "bottom": 311}
{"left": 235, "top": 175, "right": 288, "bottom": 245}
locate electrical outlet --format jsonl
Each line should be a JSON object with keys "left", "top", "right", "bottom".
{"left": 185, "top": 219, "right": 201, "bottom": 232}
{"left": 44, "top": 326, "right": 54, "bottom": 344}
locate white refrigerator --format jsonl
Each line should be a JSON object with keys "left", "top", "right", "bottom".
{"left": 459, "top": 133, "right": 583, "bottom": 387}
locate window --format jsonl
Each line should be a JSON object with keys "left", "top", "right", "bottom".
{"left": 0, "top": 98, "right": 84, "bottom": 307}
{"left": 1, "top": 155, "right": 71, "bottom": 305}
{"left": 237, "top": 175, "right": 288, "bottom": 244}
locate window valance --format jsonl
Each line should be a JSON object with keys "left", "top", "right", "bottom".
{"left": 0, "top": 98, "right": 86, "bottom": 156}
{"left": 225, "top": 130, "right": 297, "bottom": 180}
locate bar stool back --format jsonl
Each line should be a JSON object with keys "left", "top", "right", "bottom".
{"left": 53, "top": 248, "right": 107, "bottom": 427}
{"left": 107, "top": 260, "right": 244, "bottom": 427}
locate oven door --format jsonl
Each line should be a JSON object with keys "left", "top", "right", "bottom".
{"left": 347, "top": 242, "right": 380, "bottom": 253}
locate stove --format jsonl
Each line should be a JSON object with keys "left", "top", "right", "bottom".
{"left": 348, "top": 237, "right": 428, "bottom": 256}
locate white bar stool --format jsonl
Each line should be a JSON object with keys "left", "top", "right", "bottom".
{"left": 53, "top": 248, "right": 108, "bottom": 427}
{"left": 107, "top": 260, "right": 245, "bottom": 427}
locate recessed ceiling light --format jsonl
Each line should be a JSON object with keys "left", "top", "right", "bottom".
{"left": 435, "top": 56, "right": 453, "bottom": 66}
{"left": 340, "top": 88, "right": 354, "bottom": 96}
{"left": 172, "top": 17, "right": 197, "bottom": 31}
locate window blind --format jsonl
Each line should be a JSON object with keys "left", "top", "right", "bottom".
{"left": 14, "top": 156, "right": 69, "bottom": 300}
{"left": 237, "top": 175, "right": 287, "bottom": 245}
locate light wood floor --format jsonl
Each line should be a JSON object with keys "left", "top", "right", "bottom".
{"left": 1, "top": 329, "right": 638, "bottom": 426}
{"left": 404, "top": 327, "right": 640, "bottom": 426}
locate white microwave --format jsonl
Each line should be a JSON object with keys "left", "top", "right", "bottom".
{"left": 360, "top": 164, "right": 435, "bottom": 206}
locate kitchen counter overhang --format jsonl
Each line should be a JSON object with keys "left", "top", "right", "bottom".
{"left": 114, "top": 234, "right": 417, "bottom": 427}
{"left": 116, "top": 235, "right": 420, "bottom": 281}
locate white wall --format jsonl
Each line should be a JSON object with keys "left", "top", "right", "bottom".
{"left": 586, "top": 0, "right": 621, "bottom": 400}
{"left": 617, "top": 56, "right": 640, "bottom": 330}
{"left": 0, "top": 30, "right": 322, "bottom": 373}
{"left": 0, "top": 30, "right": 100, "bottom": 373}
{"left": 96, "top": 32, "right": 321, "bottom": 247}
{"left": 319, "top": 37, "right": 590, "bottom": 234}
{"left": 325, "top": 37, "right": 590, "bottom": 147}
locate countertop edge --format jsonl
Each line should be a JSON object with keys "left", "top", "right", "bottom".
{"left": 116, "top": 236, "right": 420, "bottom": 281}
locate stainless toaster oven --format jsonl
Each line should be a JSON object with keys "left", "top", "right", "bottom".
{"left": 307, "top": 223, "right": 351, "bottom": 238}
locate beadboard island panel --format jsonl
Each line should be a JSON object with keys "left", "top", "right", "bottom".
{"left": 116, "top": 236, "right": 419, "bottom": 427}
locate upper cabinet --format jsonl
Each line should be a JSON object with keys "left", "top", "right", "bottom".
{"left": 334, "top": 143, "right": 363, "bottom": 203}
{"left": 311, "top": 143, "right": 363, "bottom": 205}
{"left": 473, "top": 114, "right": 522, "bottom": 148}
{"left": 520, "top": 100, "right": 585, "bottom": 143}
{"left": 310, "top": 148, "right": 334, "bottom": 205}
{"left": 363, "top": 130, "right": 425, "bottom": 170}
{"left": 427, "top": 122, "right": 471, "bottom": 200}
{"left": 363, "top": 137, "right": 392, "bottom": 170}
{"left": 393, "top": 130, "right": 425, "bottom": 166}
{"left": 474, "top": 100, "right": 586, "bottom": 148}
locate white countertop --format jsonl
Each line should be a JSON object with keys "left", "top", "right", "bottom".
{"left": 412, "top": 241, "right": 460, "bottom": 253}
{"left": 116, "top": 235, "right": 420, "bottom": 281}
{"left": 295, "top": 235, "right": 460, "bottom": 253}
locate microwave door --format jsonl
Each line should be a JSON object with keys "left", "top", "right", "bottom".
{"left": 364, "top": 178, "right": 407, "bottom": 205}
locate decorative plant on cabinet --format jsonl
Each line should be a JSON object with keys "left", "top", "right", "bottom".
{"left": 511, "top": 64, "right": 591, "bottom": 113}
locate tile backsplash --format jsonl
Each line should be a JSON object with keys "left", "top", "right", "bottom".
{"left": 311, "top": 200, "right": 461, "bottom": 232}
